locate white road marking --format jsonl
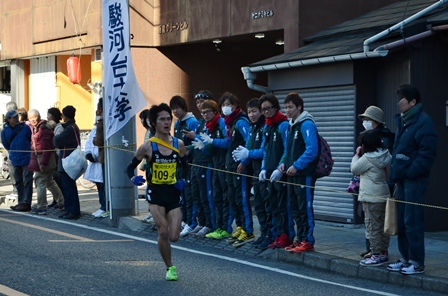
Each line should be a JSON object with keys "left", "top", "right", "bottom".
{"left": 0, "top": 210, "right": 399, "bottom": 296}
{"left": 0, "top": 284, "right": 29, "bottom": 296}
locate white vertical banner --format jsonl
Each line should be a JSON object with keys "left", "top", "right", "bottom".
{"left": 102, "top": 0, "right": 147, "bottom": 140}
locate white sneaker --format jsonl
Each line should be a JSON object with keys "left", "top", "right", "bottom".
{"left": 93, "top": 209, "right": 105, "bottom": 218}
{"left": 92, "top": 209, "right": 101, "bottom": 217}
{"left": 181, "top": 221, "right": 187, "bottom": 230}
{"left": 190, "top": 225, "right": 203, "bottom": 235}
{"left": 180, "top": 226, "right": 193, "bottom": 237}
{"left": 196, "top": 226, "right": 212, "bottom": 237}
{"left": 141, "top": 213, "right": 153, "bottom": 223}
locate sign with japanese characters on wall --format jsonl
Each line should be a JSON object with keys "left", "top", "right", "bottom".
{"left": 102, "top": 0, "right": 147, "bottom": 140}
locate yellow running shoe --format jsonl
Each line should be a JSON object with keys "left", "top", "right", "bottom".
{"left": 227, "top": 226, "right": 243, "bottom": 244}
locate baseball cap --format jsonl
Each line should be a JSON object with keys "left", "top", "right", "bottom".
{"left": 5, "top": 110, "right": 18, "bottom": 119}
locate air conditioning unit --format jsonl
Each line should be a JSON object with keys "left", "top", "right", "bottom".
{"left": 94, "top": 48, "right": 102, "bottom": 61}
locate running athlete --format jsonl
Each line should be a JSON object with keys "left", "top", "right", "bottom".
{"left": 126, "top": 103, "right": 188, "bottom": 281}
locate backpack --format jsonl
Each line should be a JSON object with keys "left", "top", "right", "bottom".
{"left": 315, "top": 134, "right": 334, "bottom": 178}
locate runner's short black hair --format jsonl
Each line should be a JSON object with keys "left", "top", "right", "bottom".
{"left": 148, "top": 103, "right": 173, "bottom": 130}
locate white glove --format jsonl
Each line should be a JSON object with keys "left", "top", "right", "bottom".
{"left": 270, "top": 169, "right": 283, "bottom": 182}
{"left": 259, "top": 170, "right": 267, "bottom": 182}
{"left": 191, "top": 139, "right": 205, "bottom": 150}
{"left": 200, "top": 133, "right": 213, "bottom": 144}
{"left": 232, "top": 145, "right": 249, "bottom": 161}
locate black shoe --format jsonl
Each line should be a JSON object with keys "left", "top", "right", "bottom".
{"left": 63, "top": 213, "right": 80, "bottom": 220}
{"left": 58, "top": 212, "right": 69, "bottom": 218}
{"left": 13, "top": 203, "right": 31, "bottom": 212}
{"left": 48, "top": 200, "right": 58, "bottom": 208}
{"left": 10, "top": 204, "right": 18, "bottom": 210}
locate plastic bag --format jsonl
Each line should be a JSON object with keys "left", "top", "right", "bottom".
{"left": 62, "top": 146, "right": 88, "bottom": 180}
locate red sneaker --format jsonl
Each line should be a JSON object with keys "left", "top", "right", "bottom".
{"left": 268, "top": 236, "right": 279, "bottom": 249}
{"left": 291, "top": 241, "right": 314, "bottom": 253}
{"left": 285, "top": 241, "right": 301, "bottom": 252}
{"left": 274, "top": 233, "right": 293, "bottom": 248}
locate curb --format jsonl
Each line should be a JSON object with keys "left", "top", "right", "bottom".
{"left": 118, "top": 215, "right": 448, "bottom": 295}
{"left": 262, "top": 247, "right": 448, "bottom": 294}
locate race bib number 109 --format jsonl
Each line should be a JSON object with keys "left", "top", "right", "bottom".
{"left": 151, "top": 162, "right": 177, "bottom": 185}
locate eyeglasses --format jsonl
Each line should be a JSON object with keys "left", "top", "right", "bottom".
{"left": 195, "top": 93, "right": 210, "bottom": 100}
{"left": 201, "top": 109, "right": 213, "bottom": 115}
{"left": 261, "top": 106, "right": 274, "bottom": 112}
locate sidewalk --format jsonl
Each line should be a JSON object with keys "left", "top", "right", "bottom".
{"left": 0, "top": 177, "right": 447, "bottom": 294}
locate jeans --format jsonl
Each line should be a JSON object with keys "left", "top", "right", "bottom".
{"left": 396, "top": 177, "right": 428, "bottom": 267}
{"left": 61, "top": 171, "right": 80, "bottom": 216}
{"left": 13, "top": 165, "right": 33, "bottom": 204}
{"left": 95, "top": 182, "right": 106, "bottom": 211}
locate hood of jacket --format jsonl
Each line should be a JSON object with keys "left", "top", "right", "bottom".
{"left": 181, "top": 112, "right": 196, "bottom": 122}
{"left": 290, "top": 111, "right": 315, "bottom": 126}
{"left": 364, "top": 148, "right": 391, "bottom": 169}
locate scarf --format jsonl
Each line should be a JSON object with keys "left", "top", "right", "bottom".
{"left": 224, "top": 108, "right": 242, "bottom": 138}
{"left": 206, "top": 113, "right": 220, "bottom": 133}
{"left": 401, "top": 103, "right": 422, "bottom": 126}
{"left": 265, "top": 111, "right": 288, "bottom": 127}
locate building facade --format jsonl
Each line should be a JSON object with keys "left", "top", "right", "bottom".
{"left": 243, "top": 0, "right": 448, "bottom": 230}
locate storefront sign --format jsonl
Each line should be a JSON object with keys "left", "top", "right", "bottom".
{"left": 251, "top": 10, "right": 274, "bottom": 19}
{"left": 159, "top": 21, "right": 189, "bottom": 34}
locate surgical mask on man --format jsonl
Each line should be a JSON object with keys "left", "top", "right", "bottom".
{"left": 95, "top": 116, "right": 102, "bottom": 122}
{"left": 222, "top": 106, "right": 233, "bottom": 116}
{"left": 362, "top": 120, "right": 373, "bottom": 130}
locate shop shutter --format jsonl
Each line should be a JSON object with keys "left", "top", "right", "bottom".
{"left": 29, "top": 57, "right": 57, "bottom": 117}
{"left": 276, "top": 85, "right": 356, "bottom": 223}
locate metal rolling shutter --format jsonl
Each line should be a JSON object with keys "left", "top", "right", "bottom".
{"left": 29, "top": 56, "right": 57, "bottom": 117}
{"left": 276, "top": 85, "right": 356, "bottom": 223}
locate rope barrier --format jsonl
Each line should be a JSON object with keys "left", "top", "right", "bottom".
{"left": 188, "top": 163, "right": 448, "bottom": 212}
{"left": 3, "top": 146, "right": 447, "bottom": 211}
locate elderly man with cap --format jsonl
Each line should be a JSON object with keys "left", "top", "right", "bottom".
{"left": 1, "top": 109, "right": 33, "bottom": 211}
{"left": 53, "top": 105, "right": 81, "bottom": 220}
{"left": 357, "top": 105, "right": 395, "bottom": 259}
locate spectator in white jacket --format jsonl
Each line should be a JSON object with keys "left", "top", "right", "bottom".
{"left": 351, "top": 130, "right": 391, "bottom": 267}
{"left": 84, "top": 123, "right": 106, "bottom": 218}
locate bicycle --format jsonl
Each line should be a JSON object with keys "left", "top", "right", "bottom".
{"left": 77, "top": 172, "right": 96, "bottom": 189}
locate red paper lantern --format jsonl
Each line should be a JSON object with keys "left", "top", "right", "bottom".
{"left": 67, "top": 55, "right": 82, "bottom": 84}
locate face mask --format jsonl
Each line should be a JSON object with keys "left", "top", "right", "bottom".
{"left": 222, "top": 106, "right": 233, "bottom": 116}
{"left": 362, "top": 120, "right": 373, "bottom": 130}
{"left": 95, "top": 116, "right": 102, "bottom": 121}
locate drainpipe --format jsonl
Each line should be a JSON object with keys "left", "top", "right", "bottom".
{"left": 241, "top": 66, "right": 268, "bottom": 93}
{"left": 363, "top": 0, "right": 448, "bottom": 52}
{"left": 374, "top": 24, "right": 448, "bottom": 51}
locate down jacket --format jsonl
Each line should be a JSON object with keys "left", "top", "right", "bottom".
{"left": 389, "top": 108, "right": 437, "bottom": 182}
{"left": 28, "top": 120, "right": 56, "bottom": 172}
{"left": 350, "top": 148, "right": 391, "bottom": 203}
{"left": 53, "top": 119, "right": 80, "bottom": 172}
{"left": 1, "top": 121, "right": 31, "bottom": 166}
